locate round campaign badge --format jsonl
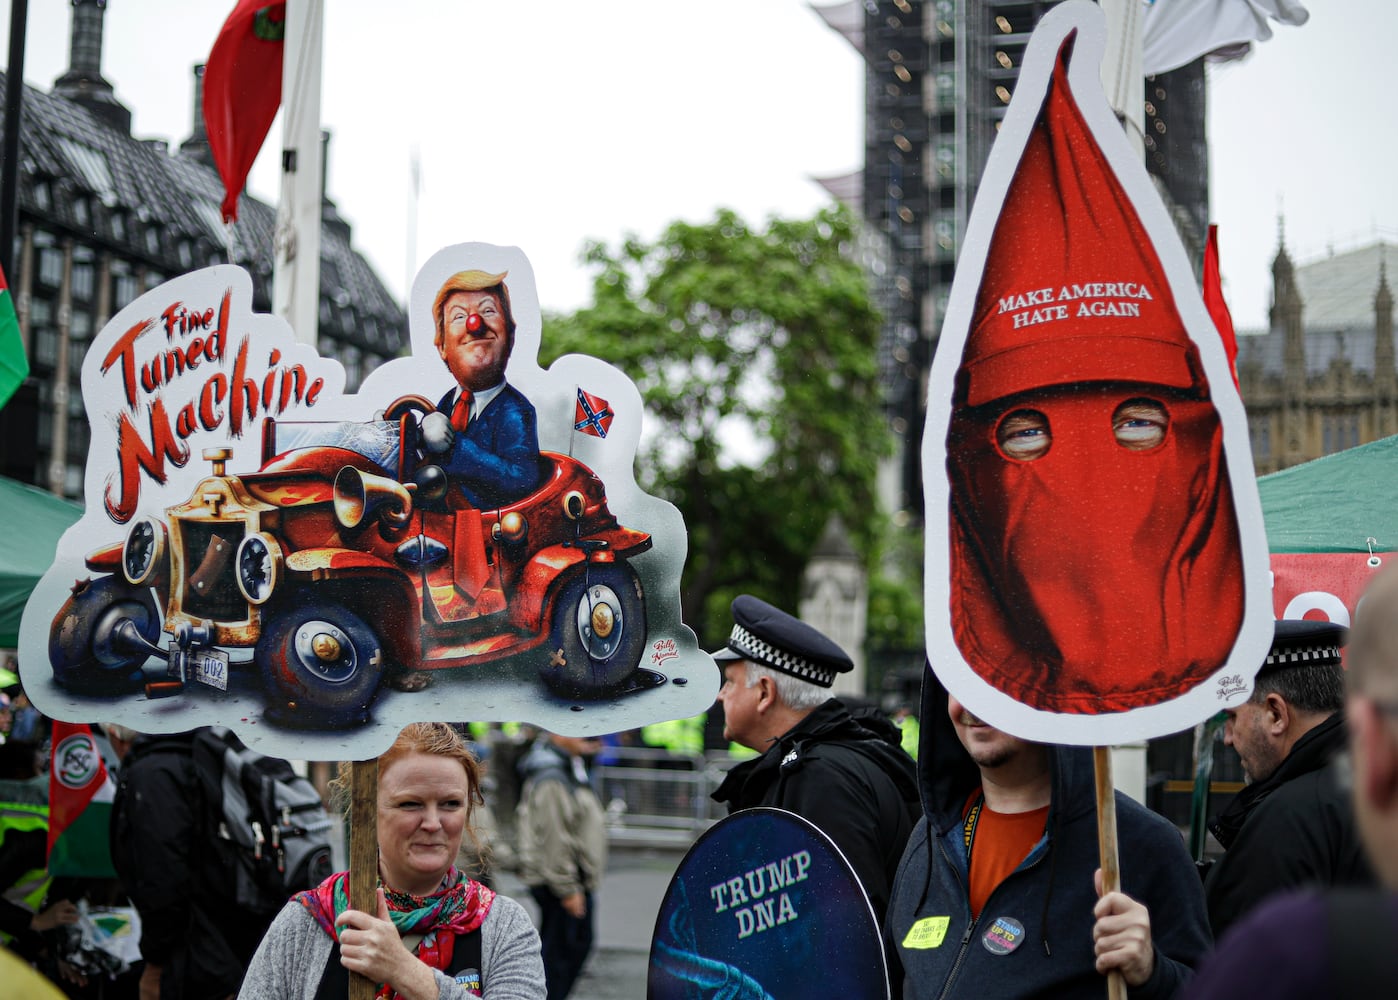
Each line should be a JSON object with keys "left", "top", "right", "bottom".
{"left": 981, "top": 916, "right": 1026, "bottom": 955}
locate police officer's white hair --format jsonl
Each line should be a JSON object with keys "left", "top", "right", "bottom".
{"left": 743, "top": 661, "right": 829, "bottom": 711}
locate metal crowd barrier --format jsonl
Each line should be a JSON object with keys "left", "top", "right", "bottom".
{"left": 593, "top": 746, "right": 752, "bottom": 848}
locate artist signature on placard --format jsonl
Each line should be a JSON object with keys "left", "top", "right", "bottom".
{"left": 651, "top": 638, "right": 678, "bottom": 667}
{"left": 1215, "top": 673, "right": 1248, "bottom": 700}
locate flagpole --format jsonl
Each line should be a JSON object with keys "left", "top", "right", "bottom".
{"left": 405, "top": 145, "right": 419, "bottom": 311}
{"left": 1, "top": 0, "right": 29, "bottom": 281}
{"left": 568, "top": 384, "right": 578, "bottom": 458}
{"left": 272, "top": 0, "right": 325, "bottom": 350}
{"left": 1098, "top": 0, "right": 1145, "bottom": 157}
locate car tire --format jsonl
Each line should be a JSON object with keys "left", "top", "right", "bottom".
{"left": 540, "top": 563, "right": 647, "bottom": 698}
{"left": 48, "top": 576, "right": 162, "bottom": 694}
{"left": 258, "top": 601, "right": 386, "bottom": 728}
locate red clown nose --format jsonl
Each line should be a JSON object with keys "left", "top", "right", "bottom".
{"left": 466, "top": 313, "right": 483, "bottom": 333}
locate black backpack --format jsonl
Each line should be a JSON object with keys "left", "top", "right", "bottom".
{"left": 190, "top": 727, "right": 336, "bottom": 917}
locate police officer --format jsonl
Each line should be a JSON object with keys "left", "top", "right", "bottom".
{"left": 1204, "top": 619, "right": 1376, "bottom": 936}
{"left": 709, "top": 595, "right": 918, "bottom": 920}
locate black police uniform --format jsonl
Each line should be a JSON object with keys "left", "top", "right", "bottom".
{"left": 709, "top": 596, "right": 920, "bottom": 921}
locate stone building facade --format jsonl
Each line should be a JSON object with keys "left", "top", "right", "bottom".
{"left": 1237, "top": 239, "right": 1396, "bottom": 474}
{"left": 0, "top": 0, "right": 407, "bottom": 497}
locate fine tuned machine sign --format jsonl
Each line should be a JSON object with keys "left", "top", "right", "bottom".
{"left": 21, "top": 244, "right": 715, "bottom": 760}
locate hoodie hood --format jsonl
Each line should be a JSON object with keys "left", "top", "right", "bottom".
{"left": 712, "top": 698, "right": 919, "bottom": 813}
{"left": 917, "top": 666, "right": 1097, "bottom": 834}
{"left": 518, "top": 738, "right": 578, "bottom": 786}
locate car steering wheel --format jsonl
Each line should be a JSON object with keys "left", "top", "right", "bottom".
{"left": 383, "top": 394, "right": 437, "bottom": 421}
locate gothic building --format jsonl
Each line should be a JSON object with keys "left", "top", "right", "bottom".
{"left": 0, "top": 0, "right": 407, "bottom": 497}
{"left": 1237, "top": 239, "right": 1396, "bottom": 474}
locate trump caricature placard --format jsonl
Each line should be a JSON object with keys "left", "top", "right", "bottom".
{"left": 922, "top": 1, "right": 1273, "bottom": 745}
{"left": 20, "top": 243, "right": 715, "bottom": 760}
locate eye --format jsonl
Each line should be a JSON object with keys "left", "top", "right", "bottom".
{"left": 479, "top": 302, "right": 499, "bottom": 317}
{"left": 996, "top": 409, "right": 1051, "bottom": 461}
{"left": 1112, "top": 398, "right": 1168, "bottom": 450}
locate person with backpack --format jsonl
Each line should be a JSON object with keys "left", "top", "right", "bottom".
{"left": 239, "top": 723, "right": 543, "bottom": 998}
{"left": 108, "top": 726, "right": 276, "bottom": 999}
{"left": 515, "top": 731, "right": 607, "bottom": 1000}
{"left": 708, "top": 595, "right": 921, "bottom": 922}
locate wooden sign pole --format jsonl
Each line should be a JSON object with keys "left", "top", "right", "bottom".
{"left": 348, "top": 758, "right": 379, "bottom": 1000}
{"left": 1093, "top": 746, "right": 1126, "bottom": 1000}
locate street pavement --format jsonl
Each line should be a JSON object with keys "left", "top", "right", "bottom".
{"left": 496, "top": 844, "right": 687, "bottom": 1000}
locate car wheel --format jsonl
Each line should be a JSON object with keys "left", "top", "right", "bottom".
{"left": 541, "top": 563, "right": 647, "bottom": 698}
{"left": 48, "top": 576, "right": 162, "bottom": 693}
{"left": 258, "top": 601, "right": 386, "bottom": 728}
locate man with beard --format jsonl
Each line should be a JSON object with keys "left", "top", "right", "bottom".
{"left": 1185, "top": 569, "right": 1398, "bottom": 997}
{"left": 421, "top": 269, "right": 540, "bottom": 508}
{"left": 1202, "top": 620, "right": 1374, "bottom": 937}
{"left": 884, "top": 677, "right": 1211, "bottom": 999}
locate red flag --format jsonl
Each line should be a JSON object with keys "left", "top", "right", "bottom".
{"left": 1203, "top": 223, "right": 1240, "bottom": 388}
{"left": 204, "top": 1, "right": 287, "bottom": 222}
{"left": 47, "top": 723, "right": 117, "bottom": 877}
{"left": 573, "top": 389, "right": 615, "bottom": 439}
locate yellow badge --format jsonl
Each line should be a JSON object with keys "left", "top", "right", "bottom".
{"left": 902, "top": 916, "right": 950, "bottom": 950}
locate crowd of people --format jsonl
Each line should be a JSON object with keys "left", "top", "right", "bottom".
{"left": 5, "top": 566, "right": 1398, "bottom": 997}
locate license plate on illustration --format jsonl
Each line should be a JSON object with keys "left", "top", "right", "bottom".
{"left": 191, "top": 650, "right": 230, "bottom": 691}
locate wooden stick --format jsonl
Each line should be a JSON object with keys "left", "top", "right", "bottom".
{"left": 1093, "top": 746, "right": 1126, "bottom": 1000}
{"left": 348, "top": 758, "right": 379, "bottom": 1000}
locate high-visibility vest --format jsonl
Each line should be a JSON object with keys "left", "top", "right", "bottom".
{"left": 896, "top": 715, "right": 921, "bottom": 761}
{"left": 0, "top": 800, "right": 52, "bottom": 943}
{"left": 642, "top": 715, "right": 705, "bottom": 756}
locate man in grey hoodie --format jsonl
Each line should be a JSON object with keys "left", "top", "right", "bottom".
{"left": 516, "top": 732, "right": 607, "bottom": 1000}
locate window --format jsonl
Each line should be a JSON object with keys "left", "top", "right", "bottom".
{"left": 39, "top": 248, "right": 63, "bottom": 287}
{"left": 33, "top": 325, "right": 58, "bottom": 367}
{"left": 72, "top": 263, "right": 95, "bottom": 301}
{"left": 1248, "top": 415, "right": 1271, "bottom": 460}
{"left": 1322, "top": 413, "right": 1360, "bottom": 455}
{"left": 115, "top": 274, "right": 138, "bottom": 308}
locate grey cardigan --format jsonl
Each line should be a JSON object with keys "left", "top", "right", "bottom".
{"left": 237, "top": 892, "right": 544, "bottom": 999}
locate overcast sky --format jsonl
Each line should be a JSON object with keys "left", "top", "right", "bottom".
{"left": 3, "top": 0, "right": 1393, "bottom": 330}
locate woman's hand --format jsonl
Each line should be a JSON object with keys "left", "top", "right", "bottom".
{"left": 335, "top": 888, "right": 440, "bottom": 1000}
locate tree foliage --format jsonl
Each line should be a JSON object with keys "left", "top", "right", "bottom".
{"left": 541, "top": 206, "right": 891, "bottom": 646}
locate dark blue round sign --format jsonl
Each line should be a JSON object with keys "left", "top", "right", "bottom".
{"left": 647, "top": 807, "right": 888, "bottom": 999}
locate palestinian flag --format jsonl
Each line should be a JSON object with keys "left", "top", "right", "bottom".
{"left": 47, "top": 723, "right": 117, "bottom": 878}
{"left": 0, "top": 261, "right": 27, "bottom": 409}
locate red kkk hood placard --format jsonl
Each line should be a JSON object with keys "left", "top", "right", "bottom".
{"left": 19, "top": 245, "right": 715, "bottom": 761}
{"left": 922, "top": 1, "right": 1271, "bottom": 745}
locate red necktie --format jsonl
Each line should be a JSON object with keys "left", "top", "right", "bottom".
{"left": 450, "top": 390, "right": 473, "bottom": 432}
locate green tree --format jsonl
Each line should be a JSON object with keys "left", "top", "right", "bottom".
{"left": 541, "top": 206, "right": 892, "bottom": 646}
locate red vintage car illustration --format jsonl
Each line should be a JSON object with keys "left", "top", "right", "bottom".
{"left": 47, "top": 396, "right": 661, "bottom": 727}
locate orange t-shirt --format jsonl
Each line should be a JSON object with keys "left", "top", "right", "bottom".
{"left": 964, "top": 793, "right": 1050, "bottom": 920}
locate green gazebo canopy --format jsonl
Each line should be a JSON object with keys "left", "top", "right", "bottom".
{"left": 0, "top": 476, "right": 83, "bottom": 648}
{"left": 1258, "top": 434, "right": 1398, "bottom": 555}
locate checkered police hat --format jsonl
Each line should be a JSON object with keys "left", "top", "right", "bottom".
{"left": 1260, "top": 619, "right": 1347, "bottom": 675}
{"left": 711, "top": 595, "right": 853, "bottom": 688}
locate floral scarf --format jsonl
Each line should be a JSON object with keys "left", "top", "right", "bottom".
{"left": 297, "top": 866, "right": 495, "bottom": 999}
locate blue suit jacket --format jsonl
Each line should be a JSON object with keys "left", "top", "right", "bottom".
{"left": 435, "top": 384, "right": 541, "bottom": 508}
